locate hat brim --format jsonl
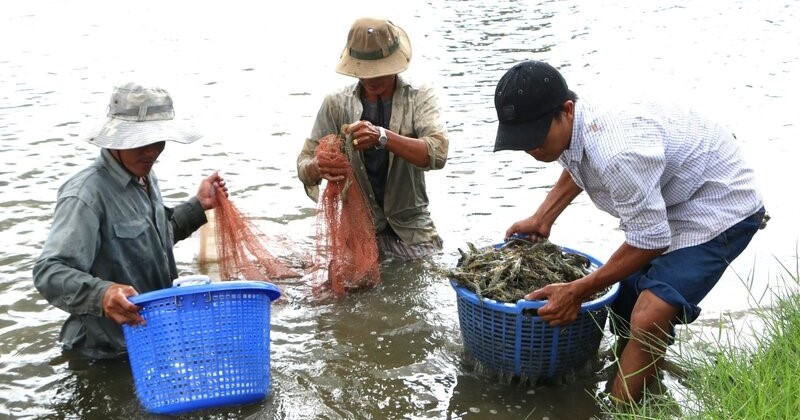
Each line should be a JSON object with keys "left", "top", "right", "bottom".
{"left": 494, "top": 114, "right": 553, "bottom": 152}
{"left": 335, "top": 27, "right": 412, "bottom": 79}
{"left": 85, "top": 118, "right": 202, "bottom": 149}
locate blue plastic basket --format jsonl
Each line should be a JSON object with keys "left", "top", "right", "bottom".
{"left": 122, "top": 280, "right": 281, "bottom": 415}
{"left": 451, "top": 246, "right": 619, "bottom": 379}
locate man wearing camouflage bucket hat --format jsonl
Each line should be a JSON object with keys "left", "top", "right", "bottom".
{"left": 297, "top": 17, "right": 449, "bottom": 261}
{"left": 33, "top": 83, "right": 228, "bottom": 359}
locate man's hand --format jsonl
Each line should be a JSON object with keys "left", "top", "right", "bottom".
{"left": 312, "top": 152, "right": 349, "bottom": 182}
{"left": 197, "top": 171, "right": 228, "bottom": 210}
{"left": 346, "top": 120, "right": 381, "bottom": 150}
{"left": 505, "top": 215, "right": 551, "bottom": 241}
{"left": 525, "top": 282, "right": 583, "bottom": 326}
{"left": 102, "top": 284, "right": 145, "bottom": 326}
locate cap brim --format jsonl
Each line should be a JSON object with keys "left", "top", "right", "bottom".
{"left": 494, "top": 116, "right": 552, "bottom": 152}
{"left": 85, "top": 118, "right": 202, "bottom": 149}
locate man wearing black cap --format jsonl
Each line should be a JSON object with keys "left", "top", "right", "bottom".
{"left": 493, "top": 60, "right": 767, "bottom": 402}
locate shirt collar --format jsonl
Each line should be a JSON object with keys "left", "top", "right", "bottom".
{"left": 559, "top": 101, "right": 588, "bottom": 165}
{"left": 98, "top": 148, "right": 140, "bottom": 189}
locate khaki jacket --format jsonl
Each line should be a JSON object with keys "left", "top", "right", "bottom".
{"left": 297, "top": 76, "right": 448, "bottom": 245}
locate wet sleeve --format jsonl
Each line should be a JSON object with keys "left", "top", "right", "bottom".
{"left": 32, "top": 196, "right": 113, "bottom": 317}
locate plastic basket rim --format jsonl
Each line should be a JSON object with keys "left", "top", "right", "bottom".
{"left": 449, "top": 244, "right": 619, "bottom": 314}
{"left": 128, "top": 280, "right": 281, "bottom": 305}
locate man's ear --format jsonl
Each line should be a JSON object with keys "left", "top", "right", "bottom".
{"left": 562, "top": 100, "right": 575, "bottom": 119}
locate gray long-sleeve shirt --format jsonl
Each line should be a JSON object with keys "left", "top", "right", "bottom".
{"left": 33, "top": 148, "right": 207, "bottom": 359}
{"left": 296, "top": 76, "right": 449, "bottom": 246}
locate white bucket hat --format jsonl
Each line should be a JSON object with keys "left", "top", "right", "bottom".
{"left": 335, "top": 17, "right": 412, "bottom": 79}
{"left": 85, "top": 82, "right": 202, "bottom": 149}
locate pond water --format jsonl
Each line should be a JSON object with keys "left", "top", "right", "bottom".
{"left": 1, "top": 0, "right": 798, "bottom": 418}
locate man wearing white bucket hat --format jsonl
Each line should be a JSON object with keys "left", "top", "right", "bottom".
{"left": 33, "top": 83, "right": 228, "bottom": 359}
{"left": 297, "top": 17, "right": 449, "bottom": 261}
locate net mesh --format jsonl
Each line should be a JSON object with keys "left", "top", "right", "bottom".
{"left": 314, "top": 132, "right": 380, "bottom": 297}
{"left": 212, "top": 192, "right": 301, "bottom": 281}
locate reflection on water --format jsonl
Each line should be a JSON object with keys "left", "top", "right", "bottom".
{"left": 2, "top": 0, "right": 799, "bottom": 418}
{"left": 46, "top": 358, "right": 140, "bottom": 419}
{"left": 270, "top": 259, "right": 460, "bottom": 419}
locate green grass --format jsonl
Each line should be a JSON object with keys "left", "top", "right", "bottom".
{"left": 603, "top": 258, "right": 800, "bottom": 419}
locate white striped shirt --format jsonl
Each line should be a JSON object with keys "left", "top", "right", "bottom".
{"left": 559, "top": 100, "right": 763, "bottom": 252}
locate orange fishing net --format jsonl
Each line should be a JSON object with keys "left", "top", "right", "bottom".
{"left": 314, "top": 133, "right": 380, "bottom": 297}
{"left": 211, "top": 192, "right": 301, "bottom": 281}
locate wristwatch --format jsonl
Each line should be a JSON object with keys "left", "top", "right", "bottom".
{"left": 376, "top": 127, "right": 388, "bottom": 149}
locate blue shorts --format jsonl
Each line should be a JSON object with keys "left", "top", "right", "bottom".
{"left": 609, "top": 207, "right": 766, "bottom": 338}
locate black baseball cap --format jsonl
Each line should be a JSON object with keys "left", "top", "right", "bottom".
{"left": 493, "top": 60, "right": 569, "bottom": 152}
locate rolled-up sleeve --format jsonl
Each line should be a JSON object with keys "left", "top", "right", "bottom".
{"left": 413, "top": 84, "right": 448, "bottom": 170}
{"left": 297, "top": 94, "right": 347, "bottom": 202}
{"left": 33, "top": 197, "right": 112, "bottom": 317}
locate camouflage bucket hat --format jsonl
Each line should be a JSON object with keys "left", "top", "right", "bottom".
{"left": 335, "top": 17, "right": 412, "bottom": 79}
{"left": 85, "top": 82, "right": 202, "bottom": 149}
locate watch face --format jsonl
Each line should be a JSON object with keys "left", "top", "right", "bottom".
{"left": 378, "top": 128, "right": 388, "bottom": 148}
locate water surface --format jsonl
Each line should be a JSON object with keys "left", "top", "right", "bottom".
{"left": 1, "top": 0, "right": 798, "bottom": 418}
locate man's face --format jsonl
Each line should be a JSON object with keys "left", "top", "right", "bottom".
{"left": 525, "top": 101, "right": 574, "bottom": 162}
{"left": 359, "top": 75, "right": 396, "bottom": 100}
{"left": 115, "top": 141, "right": 166, "bottom": 177}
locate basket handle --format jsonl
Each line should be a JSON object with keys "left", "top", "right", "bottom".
{"left": 172, "top": 275, "right": 211, "bottom": 287}
{"left": 515, "top": 298, "right": 546, "bottom": 317}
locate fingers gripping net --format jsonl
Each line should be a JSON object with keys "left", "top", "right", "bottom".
{"left": 213, "top": 192, "right": 300, "bottom": 281}
{"left": 314, "top": 133, "right": 380, "bottom": 297}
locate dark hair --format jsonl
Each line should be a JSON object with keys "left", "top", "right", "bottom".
{"left": 554, "top": 89, "right": 579, "bottom": 121}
